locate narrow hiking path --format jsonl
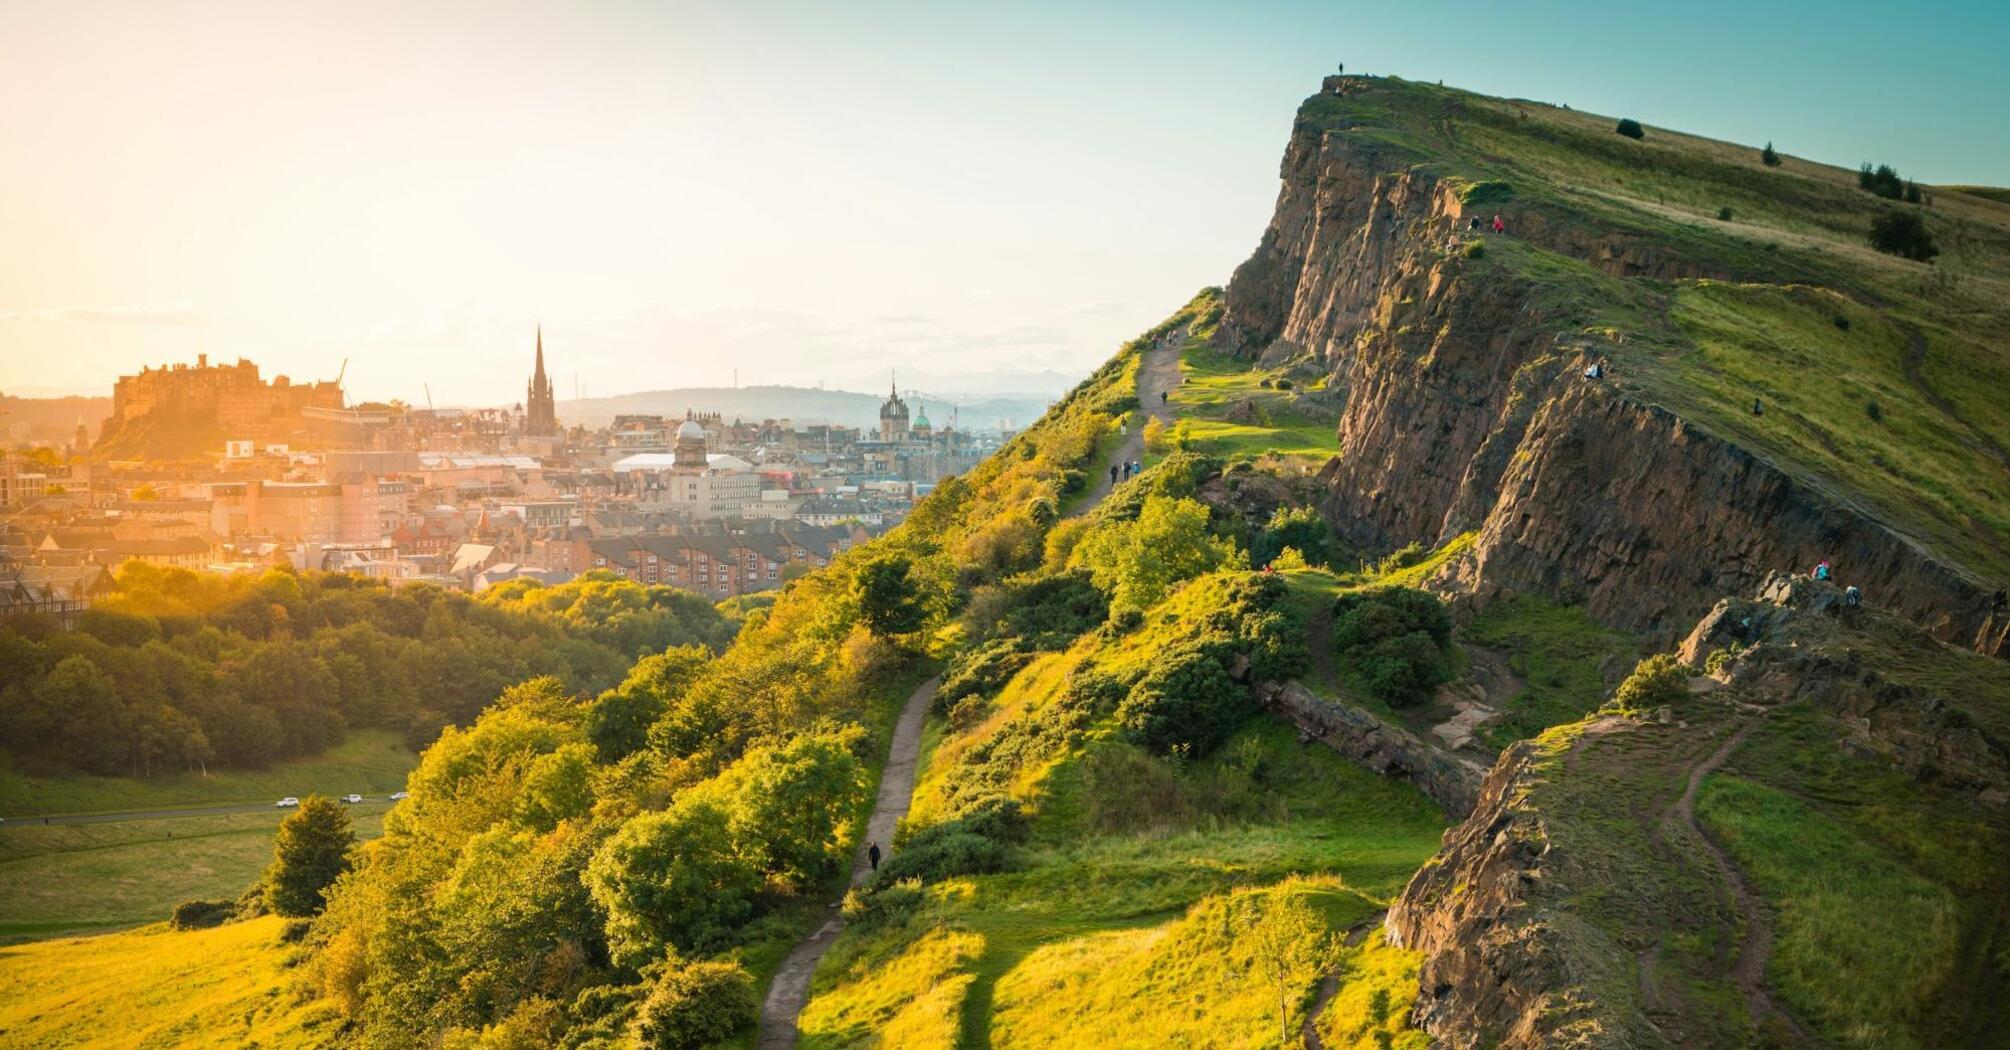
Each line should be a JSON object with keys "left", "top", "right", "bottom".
{"left": 757, "top": 677, "right": 937, "bottom": 1050}
{"left": 1302, "top": 916, "right": 1380, "bottom": 1050}
{"left": 1066, "top": 337, "right": 1183, "bottom": 518}
{"left": 1665, "top": 716, "right": 1814, "bottom": 1047}
{"left": 759, "top": 335, "right": 1181, "bottom": 1047}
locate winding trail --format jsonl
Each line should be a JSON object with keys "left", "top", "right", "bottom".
{"left": 757, "top": 676, "right": 937, "bottom": 1050}
{"left": 1665, "top": 717, "right": 1813, "bottom": 1046}
{"left": 757, "top": 330, "right": 1187, "bottom": 1048}
{"left": 1065, "top": 337, "right": 1184, "bottom": 518}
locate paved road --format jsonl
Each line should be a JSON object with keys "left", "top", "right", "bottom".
{"left": 757, "top": 676, "right": 938, "bottom": 1050}
{"left": 0, "top": 797, "right": 401, "bottom": 828}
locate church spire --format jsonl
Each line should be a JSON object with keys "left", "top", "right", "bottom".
{"left": 525, "top": 325, "right": 558, "bottom": 438}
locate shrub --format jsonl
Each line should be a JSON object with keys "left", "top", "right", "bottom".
{"left": 584, "top": 800, "right": 761, "bottom": 962}
{"left": 169, "top": 898, "right": 235, "bottom": 930}
{"left": 1331, "top": 588, "right": 1454, "bottom": 707}
{"left": 1615, "top": 118, "right": 1645, "bottom": 140}
{"left": 1275, "top": 378, "right": 1294, "bottom": 390}
{"left": 1905, "top": 180, "right": 1922, "bottom": 204}
{"left": 1868, "top": 210, "right": 1939, "bottom": 262}
{"left": 988, "top": 570, "right": 1108, "bottom": 649}
{"left": 1610, "top": 654, "right": 1690, "bottom": 713}
{"left": 1255, "top": 505, "right": 1338, "bottom": 569}
{"left": 634, "top": 958, "right": 757, "bottom": 1050}
{"left": 1117, "top": 641, "right": 1249, "bottom": 757}
{"left": 1859, "top": 163, "right": 1905, "bottom": 200}
{"left": 1717, "top": 206, "right": 1734, "bottom": 221}
{"left": 1866, "top": 399, "right": 1883, "bottom": 422}
{"left": 935, "top": 638, "right": 1033, "bottom": 715}
{"left": 1375, "top": 541, "right": 1430, "bottom": 576}
{"left": 1462, "top": 239, "right": 1485, "bottom": 259}
{"left": 1833, "top": 314, "right": 1851, "bottom": 331}
{"left": 1761, "top": 141, "right": 1781, "bottom": 167}
{"left": 874, "top": 830, "right": 1008, "bottom": 885}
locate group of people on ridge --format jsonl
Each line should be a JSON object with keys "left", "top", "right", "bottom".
{"left": 1812, "top": 558, "right": 1863, "bottom": 608}
{"left": 1110, "top": 459, "right": 1143, "bottom": 485}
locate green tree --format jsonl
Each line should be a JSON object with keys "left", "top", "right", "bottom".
{"left": 262, "top": 795, "right": 355, "bottom": 916}
{"left": 1760, "top": 141, "right": 1781, "bottom": 166}
{"left": 1869, "top": 209, "right": 1939, "bottom": 262}
{"left": 32, "top": 655, "right": 130, "bottom": 774}
{"left": 1116, "top": 642, "right": 1247, "bottom": 758}
{"left": 717, "top": 731, "right": 867, "bottom": 889}
{"left": 585, "top": 645, "right": 709, "bottom": 761}
{"left": 851, "top": 553, "right": 927, "bottom": 638}
{"left": 515, "top": 743, "right": 597, "bottom": 831}
{"left": 1615, "top": 117, "right": 1645, "bottom": 139}
{"left": 1611, "top": 654, "right": 1690, "bottom": 713}
{"left": 1072, "top": 495, "right": 1236, "bottom": 614}
{"left": 1246, "top": 887, "right": 1343, "bottom": 1047}
{"left": 584, "top": 799, "right": 760, "bottom": 963}
{"left": 634, "top": 957, "right": 757, "bottom": 1050}
{"left": 1331, "top": 587, "right": 1454, "bottom": 707}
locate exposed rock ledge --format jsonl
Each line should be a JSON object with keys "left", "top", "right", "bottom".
{"left": 1253, "top": 679, "right": 1488, "bottom": 818}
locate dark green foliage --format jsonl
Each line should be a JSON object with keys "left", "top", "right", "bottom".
{"left": 1611, "top": 654, "right": 1691, "bottom": 712}
{"left": 634, "top": 958, "right": 757, "bottom": 1050}
{"left": 585, "top": 800, "right": 759, "bottom": 962}
{"left": 988, "top": 570, "right": 1108, "bottom": 649}
{"left": 935, "top": 638, "right": 1034, "bottom": 716}
{"left": 1254, "top": 505, "right": 1339, "bottom": 569}
{"left": 1834, "top": 314, "right": 1851, "bottom": 331}
{"left": 1761, "top": 141, "right": 1781, "bottom": 166}
{"left": 1718, "top": 206, "right": 1734, "bottom": 221}
{"left": 1097, "top": 450, "right": 1224, "bottom": 522}
{"left": 1859, "top": 163, "right": 1905, "bottom": 199}
{"left": 876, "top": 798, "right": 1026, "bottom": 885}
{"left": 1331, "top": 587, "right": 1455, "bottom": 707}
{"left": 0, "top": 567, "right": 731, "bottom": 774}
{"left": 1615, "top": 118, "right": 1645, "bottom": 140}
{"left": 585, "top": 645, "right": 709, "bottom": 762}
{"left": 1459, "top": 180, "right": 1515, "bottom": 206}
{"left": 1905, "top": 180, "right": 1922, "bottom": 204}
{"left": 168, "top": 898, "right": 235, "bottom": 930}
{"left": 851, "top": 552, "right": 928, "bottom": 638}
{"left": 1867, "top": 399, "right": 1884, "bottom": 422}
{"left": 1117, "top": 641, "right": 1249, "bottom": 757}
{"left": 1869, "top": 209, "right": 1939, "bottom": 262}
{"left": 261, "top": 795, "right": 354, "bottom": 917}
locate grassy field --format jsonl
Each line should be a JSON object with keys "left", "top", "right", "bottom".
{"left": 0, "top": 729, "right": 416, "bottom": 817}
{"left": 799, "top": 565, "right": 1448, "bottom": 1048}
{"left": 0, "top": 806, "right": 390, "bottom": 943}
{"left": 1462, "top": 596, "right": 1639, "bottom": 746}
{"left": 1171, "top": 342, "right": 1338, "bottom": 464}
{"left": 1698, "top": 774, "right": 1960, "bottom": 1049}
{"left": 0, "top": 916, "right": 343, "bottom": 1049}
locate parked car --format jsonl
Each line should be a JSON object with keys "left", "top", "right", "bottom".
{"left": 340, "top": 794, "right": 363, "bottom": 804}
{"left": 389, "top": 791, "right": 409, "bottom": 801}
{"left": 275, "top": 797, "right": 300, "bottom": 808}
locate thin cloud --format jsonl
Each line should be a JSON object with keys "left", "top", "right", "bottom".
{"left": 1, "top": 304, "right": 210, "bottom": 327}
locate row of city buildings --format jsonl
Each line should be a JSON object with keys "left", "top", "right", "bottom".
{"left": 0, "top": 335, "right": 1015, "bottom": 620}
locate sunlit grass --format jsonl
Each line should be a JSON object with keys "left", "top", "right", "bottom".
{"left": 0, "top": 729, "right": 416, "bottom": 816}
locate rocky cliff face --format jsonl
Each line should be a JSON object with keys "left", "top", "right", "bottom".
{"left": 1217, "top": 77, "right": 2003, "bottom": 654}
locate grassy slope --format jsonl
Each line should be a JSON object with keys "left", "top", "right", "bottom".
{"left": 1300, "top": 77, "right": 2010, "bottom": 585}
{"left": 0, "top": 916, "right": 343, "bottom": 1050}
{"left": 798, "top": 571, "right": 1447, "bottom": 1048}
{"left": 0, "top": 729, "right": 417, "bottom": 816}
{"left": 0, "top": 807, "right": 390, "bottom": 942}
{"left": 1170, "top": 342, "right": 1338, "bottom": 464}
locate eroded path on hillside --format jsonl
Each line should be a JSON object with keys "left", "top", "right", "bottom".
{"left": 760, "top": 334, "right": 1181, "bottom": 1047}
{"left": 1065, "top": 336, "right": 1183, "bottom": 517}
{"left": 757, "top": 676, "right": 937, "bottom": 1050}
{"left": 1663, "top": 715, "right": 1814, "bottom": 1047}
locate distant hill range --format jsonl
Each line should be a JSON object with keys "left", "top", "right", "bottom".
{"left": 557, "top": 385, "right": 1057, "bottom": 432}
{"left": 0, "top": 392, "right": 110, "bottom": 445}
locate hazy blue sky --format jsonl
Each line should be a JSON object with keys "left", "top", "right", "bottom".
{"left": 2, "top": 0, "right": 2003, "bottom": 404}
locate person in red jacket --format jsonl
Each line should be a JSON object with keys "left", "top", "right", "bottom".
{"left": 1492, "top": 214, "right": 1505, "bottom": 234}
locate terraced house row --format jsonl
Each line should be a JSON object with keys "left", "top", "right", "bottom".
{"left": 532, "top": 521, "right": 874, "bottom": 597}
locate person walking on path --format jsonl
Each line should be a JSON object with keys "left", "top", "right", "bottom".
{"left": 1492, "top": 214, "right": 1505, "bottom": 234}
{"left": 1109, "top": 464, "right": 1119, "bottom": 486}
{"left": 868, "top": 841, "right": 881, "bottom": 872}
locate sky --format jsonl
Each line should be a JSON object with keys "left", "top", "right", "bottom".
{"left": 1, "top": 0, "right": 2004, "bottom": 405}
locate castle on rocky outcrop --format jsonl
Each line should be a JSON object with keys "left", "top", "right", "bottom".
{"left": 107, "top": 354, "right": 343, "bottom": 439}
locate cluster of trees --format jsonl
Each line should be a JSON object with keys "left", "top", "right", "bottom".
{"left": 1869, "top": 209, "right": 1940, "bottom": 263}
{"left": 0, "top": 566, "right": 733, "bottom": 776}
{"left": 1331, "top": 586, "right": 1455, "bottom": 707}
{"left": 1858, "top": 162, "right": 1923, "bottom": 203}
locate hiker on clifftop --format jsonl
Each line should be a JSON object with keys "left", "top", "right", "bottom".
{"left": 1845, "top": 585, "right": 1863, "bottom": 607}
{"left": 868, "top": 841, "right": 881, "bottom": 872}
{"left": 1814, "top": 559, "right": 1832, "bottom": 581}
{"left": 1492, "top": 214, "right": 1506, "bottom": 234}
{"left": 1583, "top": 360, "right": 1605, "bottom": 380}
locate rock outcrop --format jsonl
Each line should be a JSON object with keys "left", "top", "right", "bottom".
{"left": 1216, "top": 76, "right": 2003, "bottom": 654}
{"left": 1253, "top": 680, "right": 1487, "bottom": 817}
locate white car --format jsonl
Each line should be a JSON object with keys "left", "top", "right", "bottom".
{"left": 389, "top": 791, "right": 409, "bottom": 801}
{"left": 340, "top": 794, "right": 363, "bottom": 804}
{"left": 275, "top": 797, "right": 300, "bottom": 808}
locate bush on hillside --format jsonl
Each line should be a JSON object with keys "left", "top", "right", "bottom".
{"left": 1867, "top": 399, "right": 1884, "bottom": 422}
{"left": 875, "top": 814, "right": 1013, "bottom": 886}
{"left": 980, "top": 569, "right": 1108, "bottom": 650}
{"left": 1615, "top": 118, "right": 1645, "bottom": 140}
{"left": 634, "top": 958, "right": 757, "bottom": 1050}
{"left": 1761, "top": 141, "right": 1781, "bottom": 166}
{"left": 1868, "top": 210, "right": 1939, "bottom": 262}
{"left": 1117, "top": 641, "right": 1250, "bottom": 758}
{"left": 934, "top": 637, "right": 1033, "bottom": 716}
{"left": 1254, "top": 505, "right": 1339, "bottom": 569}
{"left": 1859, "top": 163, "right": 1905, "bottom": 200}
{"left": 1610, "top": 654, "right": 1691, "bottom": 714}
{"left": 1905, "top": 180, "right": 1923, "bottom": 204}
{"left": 1331, "top": 588, "right": 1454, "bottom": 707}
{"left": 1718, "top": 206, "right": 1734, "bottom": 221}
{"left": 169, "top": 898, "right": 235, "bottom": 930}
